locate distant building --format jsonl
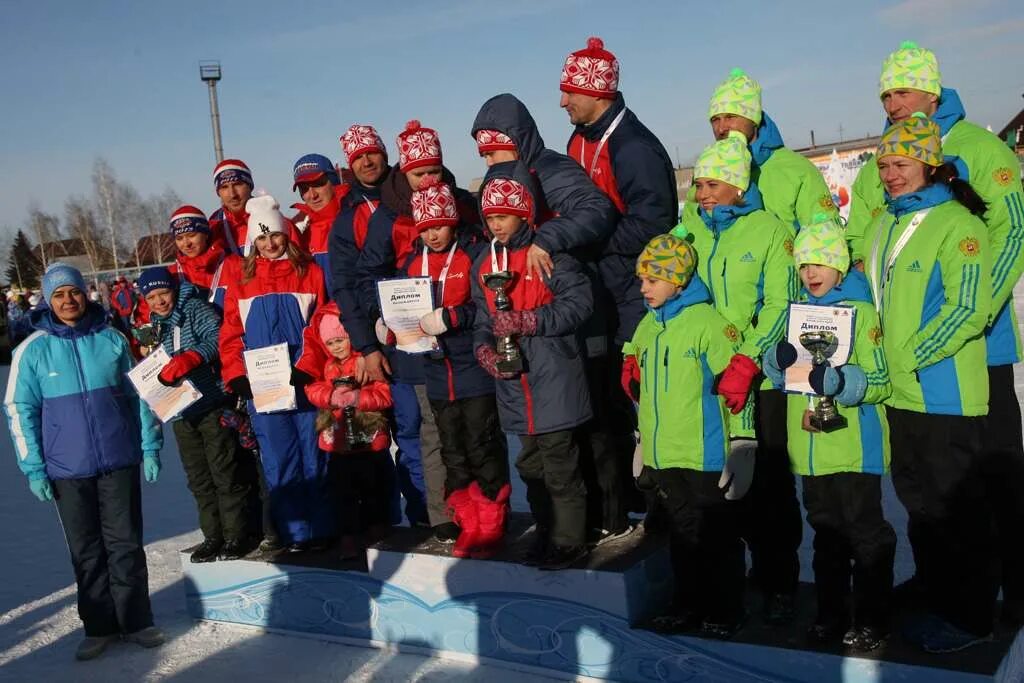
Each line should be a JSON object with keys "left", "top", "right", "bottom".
{"left": 126, "top": 234, "right": 176, "bottom": 268}
{"left": 32, "top": 238, "right": 107, "bottom": 274}
{"left": 997, "top": 107, "right": 1024, "bottom": 155}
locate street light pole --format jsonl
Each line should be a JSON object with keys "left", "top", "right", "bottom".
{"left": 199, "top": 61, "right": 224, "bottom": 163}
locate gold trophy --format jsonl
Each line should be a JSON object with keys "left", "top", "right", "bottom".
{"left": 482, "top": 271, "right": 523, "bottom": 374}
{"left": 799, "top": 330, "right": 848, "bottom": 433}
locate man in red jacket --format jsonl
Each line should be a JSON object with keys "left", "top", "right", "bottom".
{"left": 291, "top": 153, "right": 346, "bottom": 292}
{"left": 209, "top": 159, "right": 255, "bottom": 256}
{"left": 559, "top": 37, "right": 679, "bottom": 542}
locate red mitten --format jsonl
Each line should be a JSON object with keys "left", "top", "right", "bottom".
{"left": 475, "top": 345, "right": 517, "bottom": 380}
{"left": 158, "top": 350, "right": 203, "bottom": 386}
{"left": 716, "top": 354, "right": 760, "bottom": 414}
{"left": 330, "top": 386, "right": 360, "bottom": 408}
{"left": 493, "top": 310, "right": 538, "bottom": 337}
{"left": 621, "top": 355, "right": 640, "bottom": 402}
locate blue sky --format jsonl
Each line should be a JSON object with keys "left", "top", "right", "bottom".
{"left": 1, "top": 0, "right": 1021, "bottom": 235}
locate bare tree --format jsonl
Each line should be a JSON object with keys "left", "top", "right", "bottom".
{"left": 26, "top": 204, "right": 60, "bottom": 269}
{"left": 140, "top": 188, "right": 182, "bottom": 264}
{"left": 65, "top": 196, "right": 105, "bottom": 276}
{"left": 92, "top": 158, "right": 123, "bottom": 273}
{"left": 119, "top": 184, "right": 145, "bottom": 268}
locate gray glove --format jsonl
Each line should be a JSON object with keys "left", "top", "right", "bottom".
{"left": 719, "top": 438, "right": 757, "bottom": 501}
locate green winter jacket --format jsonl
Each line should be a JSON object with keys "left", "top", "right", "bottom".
{"left": 771, "top": 271, "right": 891, "bottom": 476}
{"left": 625, "top": 276, "right": 738, "bottom": 472}
{"left": 865, "top": 184, "right": 991, "bottom": 416}
{"left": 672, "top": 183, "right": 799, "bottom": 436}
{"left": 681, "top": 113, "right": 838, "bottom": 231}
{"left": 845, "top": 88, "right": 1024, "bottom": 366}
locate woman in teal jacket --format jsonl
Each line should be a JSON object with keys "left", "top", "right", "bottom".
{"left": 865, "top": 113, "right": 994, "bottom": 653}
{"left": 3, "top": 263, "right": 164, "bottom": 661}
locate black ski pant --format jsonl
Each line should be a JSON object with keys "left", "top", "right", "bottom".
{"left": 802, "top": 472, "right": 896, "bottom": 630}
{"left": 638, "top": 466, "right": 745, "bottom": 624}
{"left": 982, "top": 364, "right": 1024, "bottom": 608}
{"left": 516, "top": 429, "right": 587, "bottom": 547}
{"left": 578, "top": 351, "right": 636, "bottom": 534}
{"left": 888, "top": 407, "right": 997, "bottom": 636}
{"left": 329, "top": 451, "right": 395, "bottom": 536}
{"left": 430, "top": 394, "right": 509, "bottom": 500}
{"left": 743, "top": 388, "right": 803, "bottom": 596}
{"left": 53, "top": 465, "right": 153, "bottom": 637}
{"left": 173, "top": 408, "right": 251, "bottom": 543}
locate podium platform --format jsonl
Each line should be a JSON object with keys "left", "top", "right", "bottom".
{"left": 182, "top": 515, "right": 1023, "bottom": 682}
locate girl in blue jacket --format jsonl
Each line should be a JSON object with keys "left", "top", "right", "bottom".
{"left": 3, "top": 263, "right": 164, "bottom": 661}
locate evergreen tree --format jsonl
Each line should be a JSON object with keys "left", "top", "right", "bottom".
{"left": 6, "top": 230, "right": 42, "bottom": 289}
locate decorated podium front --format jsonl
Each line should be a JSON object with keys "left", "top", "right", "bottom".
{"left": 182, "top": 518, "right": 1022, "bottom": 682}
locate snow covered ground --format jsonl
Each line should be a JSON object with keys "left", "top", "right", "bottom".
{"left": 1, "top": 287, "right": 1022, "bottom": 682}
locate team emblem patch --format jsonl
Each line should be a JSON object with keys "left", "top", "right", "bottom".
{"left": 819, "top": 195, "right": 836, "bottom": 210}
{"left": 869, "top": 326, "right": 883, "bottom": 346}
{"left": 959, "top": 237, "right": 981, "bottom": 257}
{"left": 783, "top": 239, "right": 794, "bottom": 256}
{"left": 724, "top": 324, "right": 740, "bottom": 343}
{"left": 993, "top": 167, "right": 1013, "bottom": 187}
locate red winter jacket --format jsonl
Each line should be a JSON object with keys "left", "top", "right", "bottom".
{"left": 304, "top": 351, "right": 391, "bottom": 453}
{"left": 218, "top": 256, "right": 326, "bottom": 384}
{"left": 209, "top": 207, "right": 249, "bottom": 256}
{"left": 170, "top": 242, "right": 226, "bottom": 296}
{"left": 292, "top": 184, "right": 349, "bottom": 257}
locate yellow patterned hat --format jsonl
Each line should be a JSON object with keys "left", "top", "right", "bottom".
{"left": 793, "top": 213, "right": 850, "bottom": 274}
{"left": 877, "top": 112, "right": 943, "bottom": 167}
{"left": 694, "top": 130, "right": 751, "bottom": 191}
{"left": 879, "top": 41, "right": 941, "bottom": 98}
{"left": 637, "top": 234, "right": 697, "bottom": 287}
{"left": 708, "top": 68, "right": 762, "bottom": 125}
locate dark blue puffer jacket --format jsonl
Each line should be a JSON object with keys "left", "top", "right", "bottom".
{"left": 471, "top": 94, "right": 615, "bottom": 259}
{"left": 471, "top": 161, "right": 593, "bottom": 435}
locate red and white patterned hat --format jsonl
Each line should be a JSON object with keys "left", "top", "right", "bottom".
{"left": 481, "top": 177, "right": 533, "bottom": 221}
{"left": 559, "top": 36, "right": 619, "bottom": 99}
{"left": 339, "top": 124, "right": 386, "bottom": 166}
{"left": 474, "top": 129, "right": 517, "bottom": 155}
{"left": 397, "top": 120, "right": 442, "bottom": 173}
{"left": 411, "top": 176, "right": 459, "bottom": 231}
{"left": 213, "top": 159, "right": 253, "bottom": 189}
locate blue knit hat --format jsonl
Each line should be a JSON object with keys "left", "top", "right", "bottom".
{"left": 42, "top": 263, "right": 87, "bottom": 303}
{"left": 137, "top": 267, "right": 176, "bottom": 297}
{"left": 292, "top": 154, "right": 340, "bottom": 190}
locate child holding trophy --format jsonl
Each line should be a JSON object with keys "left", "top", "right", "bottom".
{"left": 303, "top": 307, "right": 393, "bottom": 559}
{"left": 471, "top": 161, "right": 593, "bottom": 571}
{"left": 763, "top": 215, "right": 895, "bottom": 652}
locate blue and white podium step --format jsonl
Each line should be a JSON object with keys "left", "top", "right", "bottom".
{"left": 182, "top": 517, "right": 1022, "bottom": 682}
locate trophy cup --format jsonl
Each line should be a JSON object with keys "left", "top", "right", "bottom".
{"left": 335, "top": 376, "right": 371, "bottom": 448}
{"left": 132, "top": 322, "right": 162, "bottom": 356}
{"left": 798, "top": 330, "right": 848, "bottom": 433}
{"left": 482, "top": 270, "right": 524, "bottom": 374}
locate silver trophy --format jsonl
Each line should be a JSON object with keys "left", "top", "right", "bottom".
{"left": 799, "top": 330, "right": 848, "bottom": 433}
{"left": 482, "top": 270, "right": 524, "bottom": 374}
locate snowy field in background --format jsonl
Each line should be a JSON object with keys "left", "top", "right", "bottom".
{"left": 1, "top": 286, "right": 1022, "bottom": 682}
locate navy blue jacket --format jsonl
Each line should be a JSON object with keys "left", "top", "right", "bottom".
{"left": 471, "top": 162, "right": 593, "bottom": 435}
{"left": 471, "top": 94, "right": 615, "bottom": 259}
{"left": 402, "top": 227, "right": 495, "bottom": 402}
{"left": 568, "top": 93, "right": 679, "bottom": 343}
{"left": 328, "top": 175, "right": 387, "bottom": 355}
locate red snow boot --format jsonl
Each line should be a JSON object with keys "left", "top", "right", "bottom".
{"left": 470, "top": 482, "right": 511, "bottom": 559}
{"left": 446, "top": 488, "right": 478, "bottom": 558}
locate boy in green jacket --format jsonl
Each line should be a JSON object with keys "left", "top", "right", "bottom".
{"left": 763, "top": 215, "right": 896, "bottom": 652}
{"left": 624, "top": 234, "right": 747, "bottom": 639}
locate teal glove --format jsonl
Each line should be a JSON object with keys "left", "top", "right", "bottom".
{"left": 143, "top": 455, "right": 161, "bottom": 484}
{"left": 29, "top": 477, "right": 54, "bottom": 502}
